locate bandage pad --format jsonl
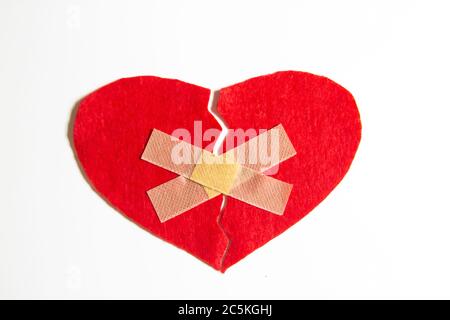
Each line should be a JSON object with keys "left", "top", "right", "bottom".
{"left": 142, "top": 125, "right": 296, "bottom": 222}
{"left": 190, "top": 151, "right": 240, "bottom": 196}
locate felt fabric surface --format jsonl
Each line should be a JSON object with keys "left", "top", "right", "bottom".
{"left": 217, "top": 71, "right": 361, "bottom": 271}
{"left": 72, "top": 71, "right": 361, "bottom": 272}
{"left": 73, "top": 76, "right": 227, "bottom": 269}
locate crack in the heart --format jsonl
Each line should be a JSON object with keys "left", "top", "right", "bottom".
{"left": 216, "top": 196, "right": 230, "bottom": 271}
{"left": 207, "top": 89, "right": 231, "bottom": 271}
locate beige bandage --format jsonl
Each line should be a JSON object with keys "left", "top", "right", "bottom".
{"left": 142, "top": 125, "right": 296, "bottom": 222}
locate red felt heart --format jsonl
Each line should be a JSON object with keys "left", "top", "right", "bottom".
{"left": 72, "top": 71, "right": 361, "bottom": 271}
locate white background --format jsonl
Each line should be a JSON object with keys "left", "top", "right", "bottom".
{"left": 1, "top": 0, "right": 449, "bottom": 299}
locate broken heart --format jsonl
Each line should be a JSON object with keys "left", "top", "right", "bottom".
{"left": 72, "top": 71, "right": 361, "bottom": 271}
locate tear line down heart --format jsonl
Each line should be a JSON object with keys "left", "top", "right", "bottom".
{"left": 72, "top": 71, "right": 361, "bottom": 272}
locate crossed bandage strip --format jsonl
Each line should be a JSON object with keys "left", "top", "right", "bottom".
{"left": 141, "top": 124, "right": 297, "bottom": 222}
